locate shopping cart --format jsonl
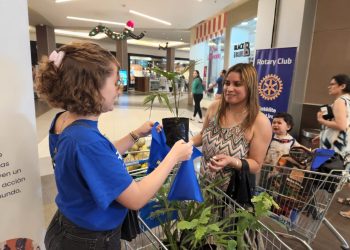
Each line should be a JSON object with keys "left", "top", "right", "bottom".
{"left": 258, "top": 164, "right": 349, "bottom": 249}
{"left": 120, "top": 166, "right": 292, "bottom": 250}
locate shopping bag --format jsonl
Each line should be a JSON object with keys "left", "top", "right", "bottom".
{"left": 312, "top": 151, "right": 344, "bottom": 193}
{"left": 121, "top": 210, "right": 140, "bottom": 241}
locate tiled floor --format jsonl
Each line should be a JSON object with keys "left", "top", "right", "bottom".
{"left": 37, "top": 93, "right": 350, "bottom": 249}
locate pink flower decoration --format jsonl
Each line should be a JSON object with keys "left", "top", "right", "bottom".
{"left": 125, "top": 20, "right": 135, "bottom": 31}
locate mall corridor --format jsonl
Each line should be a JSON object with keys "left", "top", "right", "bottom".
{"left": 36, "top": 93, "right": 350, "bottom": 250}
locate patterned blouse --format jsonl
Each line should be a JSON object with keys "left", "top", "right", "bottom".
{"left": 320, "top": 94, "right": 350, "bottom": 163}
{"left": 201, "top": 117, "right": 250, "bottom": 189}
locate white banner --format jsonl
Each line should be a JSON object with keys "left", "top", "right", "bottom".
{"left": 0, "top": 0, "right": 45, "bottom": 249}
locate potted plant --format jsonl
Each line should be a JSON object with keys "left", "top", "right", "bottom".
{"left": 145, "top": 175, "right": 279, "bottom": 250}
{"left": 143, "top": 62, "right": 195, "bottom": 147}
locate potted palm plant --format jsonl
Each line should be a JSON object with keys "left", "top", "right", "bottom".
{"left": 143, "top": 62, "right": 195, "bottom": 147}
{"left": 146, "top": 175, "right": 279, "bottom": 250}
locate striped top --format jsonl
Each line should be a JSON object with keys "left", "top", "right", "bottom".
{"left": 320, "top": 94, "right": 350, "bottom": 162}
{"left": 201, "top": 117, "right": 250, "bottom": 188}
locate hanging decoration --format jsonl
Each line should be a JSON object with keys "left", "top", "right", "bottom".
{"left": 89, "top": 20, "right": 146, "bottom": 40}
{"left": 158, "top": 42, "right": 168, "bottom": 50}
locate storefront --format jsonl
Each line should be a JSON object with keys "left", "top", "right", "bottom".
{"left": 128, "top": 53, "right": 189, "bottom": 92}
{"left": 189, "top": 0, "right": 259, "bottom": 101}
{"left": 229, "top": 17, "right": 256, "bottom": 66}
{"left": 190, "top": 13, "right": 227, "bottom": 98}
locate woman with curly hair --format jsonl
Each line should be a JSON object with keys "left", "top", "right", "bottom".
{"left": 36, "top": 42, "right": 193, "bottom": 249}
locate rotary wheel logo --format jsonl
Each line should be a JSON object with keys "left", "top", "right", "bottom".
{"left": 258, "top": 74, "right": 283, "bottom": 100}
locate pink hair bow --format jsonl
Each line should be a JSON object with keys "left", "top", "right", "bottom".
{"left": 49, "top": 50, "right": 65, "bottom": 67}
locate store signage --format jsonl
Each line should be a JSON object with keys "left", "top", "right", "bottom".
{"left": 208, "top": 54, "right": 221, "bottom": 60}
{"left": 233, "top": 42, "right": 250, "bottom": 57}
{"left": 254, "top": 47, "right": 297, "bottom": 120}
{"left": 0, "top": 0, "right": 44, "bottom": 248}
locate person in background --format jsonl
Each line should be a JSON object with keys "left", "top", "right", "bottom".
{"left": 36, "top": 42, "right": 193, "bottom": 250}
{"left": 191, "top": 63, "right": 272, "bottom": 191}
{"left": 207, "top": 69, "right": 227, "bottom": 100}
{"left": 264, "top": 112, "right": 302, "bottom": 166}
{"left": 191, "top": 70, "right": 205, "bottom": 123}
{"left": 179, "top": 75, "right": 187, "bottom": 92}
{"left": 313, "top": 74, "right": 350, "bottom": 219}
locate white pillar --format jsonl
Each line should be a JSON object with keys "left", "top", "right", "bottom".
{"left": 0, "top": 0, "right": 44, "bottom": 247}
{"left": 255, "top": 0, "right": 317, "bottom": 135}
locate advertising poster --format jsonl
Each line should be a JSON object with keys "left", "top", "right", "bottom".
{"left": 254, "top": 47, "right": 297, "bottom": 120}
{"left": 0, "top": 0, "right": 45, "bottom": 248}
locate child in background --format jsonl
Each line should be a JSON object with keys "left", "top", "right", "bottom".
{"left": 264, "top": 112, "right": 301, "bottom": 165}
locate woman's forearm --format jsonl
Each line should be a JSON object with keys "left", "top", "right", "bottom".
{"left": 191, "top": 133, "right": 202, "bottom": 147}
{"left": 113, "top": 134, "right": 136, "bottom": 155}
{"left": 117, "top": 154, "right": 177, "bottom": 210}
{"left": 228, "top": 157, "right": 261, "bottom": 174}
{"left": 320, "top": 119, "right": 347, "bottom": 131}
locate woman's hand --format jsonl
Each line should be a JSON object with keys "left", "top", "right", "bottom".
{"left": 317, "top": 111, "right": 325, "bottom": 124}
{"left": 207, "top": 154, "right": 235, "bottom": 172}
{"left": 134, "top": 121, "right": 162, "bottom": 137}
{"left": 169, "top": 140, "right": 193, "bottom": 162}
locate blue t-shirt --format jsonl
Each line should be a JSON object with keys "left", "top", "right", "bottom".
{"left": 216, "top": 76, "right": 223, "bottom": 94}
{"left": 49, "top": 112, "right": 133, "bottom": 231}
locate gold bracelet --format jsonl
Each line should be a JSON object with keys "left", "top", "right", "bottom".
{"left": 129, "top": 131, "right": 139, "bottom": 142}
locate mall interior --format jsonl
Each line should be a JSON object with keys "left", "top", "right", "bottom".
{"left": 1, "top": 0, "right": 350, "bottom": 249}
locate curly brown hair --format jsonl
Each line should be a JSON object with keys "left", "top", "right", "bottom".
{"left": 36, "top": 42, "right": 119, "bottom": 116}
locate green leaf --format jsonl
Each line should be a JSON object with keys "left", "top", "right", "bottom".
{"left": 143, "top": 94, "right": 156, "bottom": 105}
{"left": 194, "top": 225, "right": 207, "bottom": 240}
{"left": 207, "top": 223, "right": 220, "bottom": 232}
{"left": 177, "top": 219, "right": 198, "bottom": 230}
{"left": 157, "top": 94, "right": 163, "bottom": 104}
{"left": 198, "top": 206, "right": 211, "bottom": 224}
{"left": 227, "top": 240, "right": 237, "bottom": 250}
{"left": 160, "top": 93, "right": 174, "bottom": 114}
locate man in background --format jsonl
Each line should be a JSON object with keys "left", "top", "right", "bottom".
{"left": 207, "top": 69, "right": 226, "bottom": 99}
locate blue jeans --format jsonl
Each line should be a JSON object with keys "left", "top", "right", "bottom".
{"left": 45, "top": 210, "right": 122, "bottom": 250}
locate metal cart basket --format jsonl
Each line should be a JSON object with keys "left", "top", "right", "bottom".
{"left": 258, "top": 164, "right": 349, "bottom": 249}
{"left": 121, "top": 168, "right": 292, "bottom": 250}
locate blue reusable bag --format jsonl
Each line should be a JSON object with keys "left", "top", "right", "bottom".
{"left": 310, "top": 149, "right": 335, "bottom": 171}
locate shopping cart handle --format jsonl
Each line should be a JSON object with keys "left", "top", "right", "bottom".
{"left": 125, "top": 158, "right": 148, "bottom": 167}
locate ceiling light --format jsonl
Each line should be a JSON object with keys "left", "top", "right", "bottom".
{"left": 54, "top": 29, "right": 106, "bottom": 39}
{"left": 127, "top": 39, "right": 185, "bottom": 48}
{"left": 67, "top": 16, "right": 125, "bottom": 26}
{"left": 129, "top": 10, "right": 171, "bottom": 26}
{"left": 178, "top": 47, "right": 190, "bottom": 51}
{"left": 56, "top": 0, "right": 72, "bottom": 3}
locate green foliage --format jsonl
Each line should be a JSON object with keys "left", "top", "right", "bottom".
{"left": 149, "top": 175, "right": 279, "bottom": 250}
{"left": 143, "top": 61, "right": 196, "bottom": 118}
{"left": 143, "top": 92, "right": 173, "bottom": 119}
{"left": 233, "top": 192, "right": 280, "bottom": 250}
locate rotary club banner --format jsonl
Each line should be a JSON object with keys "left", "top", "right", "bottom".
{"left": 254, "top": 47, "right": 297, "bottom": 120}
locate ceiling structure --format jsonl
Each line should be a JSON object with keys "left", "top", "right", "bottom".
{"left": 28, "top": 0, "right": 247, "bottom": 49}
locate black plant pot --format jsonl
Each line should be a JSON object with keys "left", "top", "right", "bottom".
{"left": 162, "top": 117, "right": 189, "bottom": 147}
{"left": 200, "top": 244, "right": 217, "bottom": 250}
